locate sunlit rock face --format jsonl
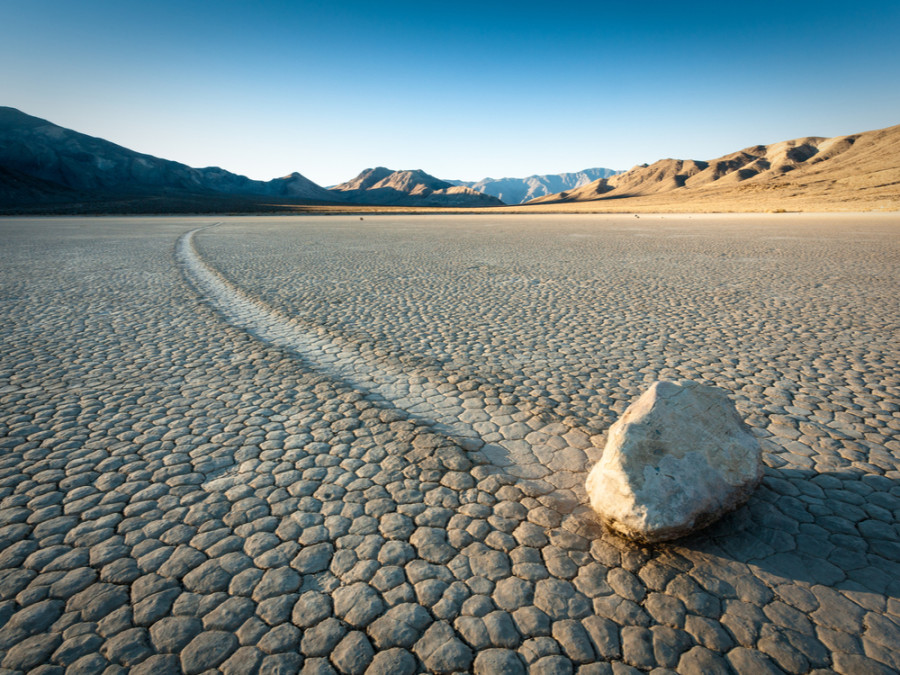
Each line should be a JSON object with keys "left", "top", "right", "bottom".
{"left": 585, "top": 380, "right": 763, "bottom": 544}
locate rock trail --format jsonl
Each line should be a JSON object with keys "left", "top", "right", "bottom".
{"left": 177, "top": 225, "right": 591, "bottom": 490}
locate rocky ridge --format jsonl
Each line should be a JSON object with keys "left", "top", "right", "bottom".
{"left": 330, "top": 168, "right": 505, "bottom": 207}
{"left": 528, "top": 124, "right": 900, "bottom": 210}
{"left": 448, "top": 169, "right": 619, "bottom": 205}
{"left": 0, "top": 108, "right": 504, "bottom": 212}
{"left": 0, "top": 107, "right": 339, "bottom": 210}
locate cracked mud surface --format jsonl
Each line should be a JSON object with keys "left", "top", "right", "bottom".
{"left": 1, "top": 213, "right": 898, "bottom": 674}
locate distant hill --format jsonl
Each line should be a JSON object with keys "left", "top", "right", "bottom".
{"left": 449, "top": 168, "right": 619, "bottom": 204}
{"left": 0, "top": 107, "right": 341, "bottom": 212}
{"left": 331, "top": 167, "right": 504, "bottom": 207}
{"left": 0, "top": 108, "right": 503, "bottom": 213}
{"left": 528, "top": 125, "right": 900, "bottom": 211}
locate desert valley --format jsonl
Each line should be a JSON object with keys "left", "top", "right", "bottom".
{"left": 1, "top": 58, "right": 899, "bottom": 675}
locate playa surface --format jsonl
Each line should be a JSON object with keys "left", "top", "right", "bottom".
{"left": 1, "top": 213, "right": 898, "bottom": 674}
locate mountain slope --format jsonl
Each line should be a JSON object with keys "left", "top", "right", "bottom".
{"left": 331, "top": 167, "right": 504, "bottom": 207}
{"left": 450, "top": 168, "right": 619, "bottom": 204}
{"left": 528, "top": 125, "right": 900, "bottom": 211}
{"left": 332, "top": 166, "right": 395, "bottom": 191}
{"left": 0, "top": 107, "right": 340, "bottom": 210}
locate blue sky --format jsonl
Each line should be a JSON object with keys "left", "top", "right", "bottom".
{"left": 2, "top": 1, "right": 899, "bottom": 185}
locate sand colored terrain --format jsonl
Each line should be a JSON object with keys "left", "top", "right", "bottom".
{"left": 525, "top": 124, "right": 900, "bottom": 212}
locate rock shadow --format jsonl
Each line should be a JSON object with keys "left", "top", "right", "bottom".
{"left": 673, "top": 466, "right": 900, "bottom": 600}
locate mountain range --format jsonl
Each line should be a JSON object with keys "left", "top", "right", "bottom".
{"left": 0, "top": 108, "right": 504, "bottom": 212}
{"left": 527, "top": 125, "right": 900, "bottom": 211}
{"left": 448, "top": 168, "right": 619, "bottom": 204}
{"left": 330, "top": 167, "right": 502, "bottom": 207}
{"left": 1, "top": 106, "right": 896, "bottom": 213}
{"left": 0, "top": 107, "right": 344, "bottom": 212}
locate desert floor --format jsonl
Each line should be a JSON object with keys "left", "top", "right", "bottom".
{"left": 0, "top": 213, "right": 898, "bottom": 674}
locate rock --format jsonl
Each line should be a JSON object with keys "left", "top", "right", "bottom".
{"left": 585, "top": 380, "right": 762, "bottom": 543}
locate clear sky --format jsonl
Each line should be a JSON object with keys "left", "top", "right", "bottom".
{"left": 2, "top": 0, "right": 899, "bottom": 186}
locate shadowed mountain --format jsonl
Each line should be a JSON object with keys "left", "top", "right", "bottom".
{"left": 0, "top": 107, "right": 344, "bottom": 212}
{"left": 528, "top": 124, "right": 900, "bottom": 210}
{"left": 448, "top": 168, "right": 619, "bottom": 204}
{"left": 331, "top": 167, "right": 505, "bottom": 207}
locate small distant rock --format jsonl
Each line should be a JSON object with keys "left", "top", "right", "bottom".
{"left": 585, "top": 380, "right": 762, "bottom": 543}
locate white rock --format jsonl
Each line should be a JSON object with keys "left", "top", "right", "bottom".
{"left": 585, "top": 380, "right": 762, "bottom": 543}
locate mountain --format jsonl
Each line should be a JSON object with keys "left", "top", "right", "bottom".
{"left": 448, "top": 168, "right": 619, "bottom": 204}
{"left": 527, "top": 124, "right": 900, "bottom": 211}
{"left": 331, "top": 167, "right": 504, "bottom": 207}
{"left": 0, "top": 107, "right": 343, "bottom": 212}
{"left": 0, "top": 107, "right": 506, "bottom": 212}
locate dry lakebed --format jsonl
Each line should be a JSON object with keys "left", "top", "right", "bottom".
{"left": 0, "top": 213, "right": 898, "bottom": 675}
